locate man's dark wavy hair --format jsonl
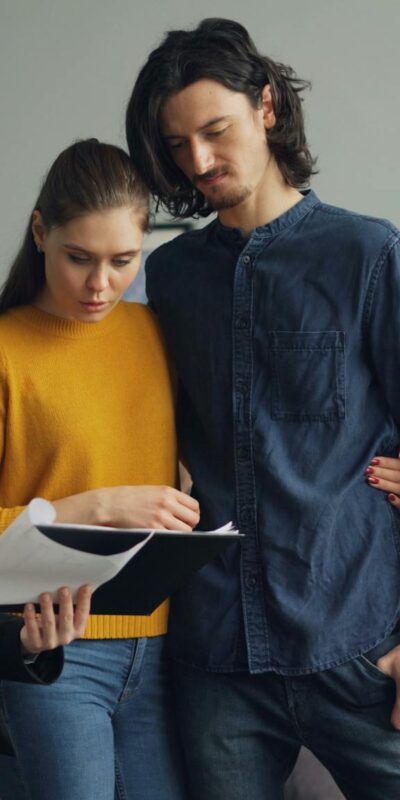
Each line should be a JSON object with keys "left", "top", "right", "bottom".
{"left": 126, "top": 17, "right": 317, "bottom": 219}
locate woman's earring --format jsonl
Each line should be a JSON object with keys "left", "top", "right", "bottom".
{"left": 36, "top": 243, "right": 42, "bottom": 254}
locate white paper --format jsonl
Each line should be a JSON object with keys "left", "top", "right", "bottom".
{"left": 0, "top": 499, "right": 153, "bottom": 603}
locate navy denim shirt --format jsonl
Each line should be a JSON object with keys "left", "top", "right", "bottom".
{"left": 146, "top": 191, "right": 400, "bottom": 675}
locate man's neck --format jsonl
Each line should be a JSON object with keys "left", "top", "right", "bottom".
{"left": 218, "top": 160, "right": 304, "bottom": 237}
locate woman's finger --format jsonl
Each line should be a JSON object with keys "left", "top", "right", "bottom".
{"left": 56, "top": 587, "right": 76, "bottom": 644}
{"left": 368, "top": 457, "right": 400, "bottom": 472}
{"left": 20, "top": 602, "right": 42, "bottom": 654}
{"left": 151, "top": 487, "right": 200, "bottom": 529}
{"left": 161, "top": 511, "right": 195, "bottom": 532}
{"left": 366, "top": 465, "right": 400, "bottom": 485}
{"left": 174, "top": 489, "right": 199, "bottom": 512}
{"left": 367, "top": 476, "right": 400, "bottom": 495}
{"left": 72, "top": 584, "right": 92, "bottom": 637}
{"left": 366, "top": 456, "right": 400, "bottom": 502}
{"left": 174, "top": 501, "right": 200, "bottom": 528}
{"left": 37, "top": 592, "right": 57, "bottom": 650}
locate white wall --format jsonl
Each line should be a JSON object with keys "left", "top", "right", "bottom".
{"left": 1, "top": 0, "right": 399, "bottom": 278}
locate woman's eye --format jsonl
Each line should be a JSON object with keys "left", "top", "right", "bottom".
{"left": 68, "top": 254, "right": 90, "bottom": 264}
{"left": 113, "top": 259, "right": 131, "bottom": 267}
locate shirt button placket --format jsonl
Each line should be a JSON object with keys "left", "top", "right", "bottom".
{"left": 232, "top": 246, "right": 269, "bottom": 672}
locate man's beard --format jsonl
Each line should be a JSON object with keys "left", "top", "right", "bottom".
{"left": 207, "top": 184, "right": 252, "bottom": 210}
{"left": 193, "top": 169, "right": 252, "bottom": 211}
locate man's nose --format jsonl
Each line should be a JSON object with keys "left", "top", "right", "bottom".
{"left": 190, "top": 140, "right": 214, "bottom": 176}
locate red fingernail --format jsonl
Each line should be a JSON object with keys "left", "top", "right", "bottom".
{"left": 365, "top": 467, "right": 374, "bottom": 475}
{"left": 371, "top": 459, "right": 380, "bottom": 465}
{"left": 389, "top": 494, "right": 397, "bottom": 502}
{"left": 368, "top": 476, "right": 379, "bottom": 484}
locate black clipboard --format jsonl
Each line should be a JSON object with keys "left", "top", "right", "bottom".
{"left": 0, "top": 525, "right": 242, "bottom": 615}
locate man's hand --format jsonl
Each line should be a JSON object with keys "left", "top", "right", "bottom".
{"left": 376, "top": 645, "right": 400, "bottom": 729}
{"left": 366, "top": 456, "right": 400, "bottom": 507}
{"left": 20, "top": 584, "right": 92, "bottom": 656}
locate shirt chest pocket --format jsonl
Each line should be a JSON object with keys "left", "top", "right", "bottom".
{"left": 269, "top": 331, "right": 346, "bottom": 421}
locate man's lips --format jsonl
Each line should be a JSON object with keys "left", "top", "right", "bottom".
{"left": 195, "top": 171, "right": 228, "bottom": 187}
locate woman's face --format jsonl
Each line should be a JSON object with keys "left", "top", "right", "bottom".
{"left": 32, "top": 207, "right": 144, "bottom": 322}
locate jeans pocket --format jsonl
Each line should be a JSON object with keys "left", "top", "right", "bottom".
{"left": 359, "top": 632, "right": 400, "bottom": 682}
{"left": 269, "top": 330, "right": 346, "bottom": 421}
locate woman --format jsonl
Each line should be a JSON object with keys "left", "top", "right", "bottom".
{"left": 0, "top": 138, "right": 198, "bottom": 800}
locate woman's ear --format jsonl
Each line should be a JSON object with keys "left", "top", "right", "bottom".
{"left": 261, "top": 84, "right": 276, "bottom": 131}
{"left": 31, "top": 210, "right": 47, "bottom": 252}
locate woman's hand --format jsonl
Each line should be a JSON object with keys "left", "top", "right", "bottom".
{"left": 366, "top": 456, "right": 400, "bottom": 507}
{"left": 53, "top": 485, "right": 200, "bottom": 531}
{"left": 20, "top": 584, "right": 92, "bottom": 656}
{"left": 95, "top": 485, "right": 200, "bottom": 530}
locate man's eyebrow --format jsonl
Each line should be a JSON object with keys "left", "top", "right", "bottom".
{"left": 163, "top": 116, "right": 231, "bottom": 140}
{"left": 63, "top": 244, "right": 139, "bottom": 256}
{"left": 63, "top": 244, "right": 94, "bottom": 255}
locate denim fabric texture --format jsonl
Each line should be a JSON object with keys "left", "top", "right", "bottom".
{"left": 146, "top": 191, "right": 400, "bottom": 674}
{"left": 173, "top": 632, "right": 400, "bottom": 800}
{"left": 0, "top": 636, "right": 187, "bottom": 800}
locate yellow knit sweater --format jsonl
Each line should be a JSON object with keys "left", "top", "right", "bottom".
{"left": 0, "top": 302, "right": 178, "bottom": 638}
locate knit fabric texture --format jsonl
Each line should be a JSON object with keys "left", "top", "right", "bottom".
{"left": 0, "top": 301, "right": 178, "bottom": 638}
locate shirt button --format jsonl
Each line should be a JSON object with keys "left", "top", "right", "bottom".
{"left": 235, "top": 317, "right": 249, "bottom": 330}
{"left": 241, "top": 508, "right": 253, "bottom": 522}
{"left": 243, "top": 255, "right": 251, "bottom": 265}
{"left": 245, "top": 573, "right": 257, "bottom": 588}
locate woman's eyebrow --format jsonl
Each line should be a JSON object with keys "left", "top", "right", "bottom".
{"left": 63, "top": 244, "right": 139, "bottom": 257}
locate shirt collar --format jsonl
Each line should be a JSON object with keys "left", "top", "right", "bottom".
{"left": 214, "top": 190, "right": 320, "bottom": 243}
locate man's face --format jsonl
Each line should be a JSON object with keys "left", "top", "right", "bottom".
{"left": 161, "top": 79, "right": 275, "bottom": 212}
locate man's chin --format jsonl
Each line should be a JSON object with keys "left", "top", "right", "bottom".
{"left": 206, "top": 187, "right": 252, "bottom": 211}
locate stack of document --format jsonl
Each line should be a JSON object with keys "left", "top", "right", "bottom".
{"left": 0, "top": 499, "right": 241, "bottom": 615}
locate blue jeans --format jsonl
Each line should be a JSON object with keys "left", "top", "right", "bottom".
{"left": 174, "top": 632, "right": 400, "bottom": 800}
{"left": 0, "top": 636, "right": 187, "bottom": 800}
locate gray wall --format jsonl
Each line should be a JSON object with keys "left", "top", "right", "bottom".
{"left": 1, "top": 0, "right": 399, "bottom": 280}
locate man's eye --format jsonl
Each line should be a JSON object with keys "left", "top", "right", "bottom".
{"left": 208, "top": 128, "right": 227, "bottom": 138}
{"left": 169, "top": 142, "right": 184, "bottom": 151}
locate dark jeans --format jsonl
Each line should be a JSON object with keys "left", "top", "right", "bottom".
{"left": 174, "top": 633, "right": 400, "bottom": 800}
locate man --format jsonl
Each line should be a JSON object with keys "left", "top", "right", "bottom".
{"left": 126, "top": 18, "right": 400, "bottom": 798}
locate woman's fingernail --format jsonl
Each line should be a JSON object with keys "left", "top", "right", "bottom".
{"left": 368, "top": 476, "right": 379, "bottom": 484}
{"left": 365, "top": 467, "right": 374, "bottom": 475}
{"left": 371, "top": 459, "right": 380, "bottom": 466}
{"left": 389, "top": 494, "right": 397, "bottom": 502}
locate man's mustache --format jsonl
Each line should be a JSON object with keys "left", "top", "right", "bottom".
{"left": 193, "top": 168, "right": 227, "bottom": 185}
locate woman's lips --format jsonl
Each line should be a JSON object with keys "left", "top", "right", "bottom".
{"left": 80, "top": 301, "right": 109, "bottom": 312}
